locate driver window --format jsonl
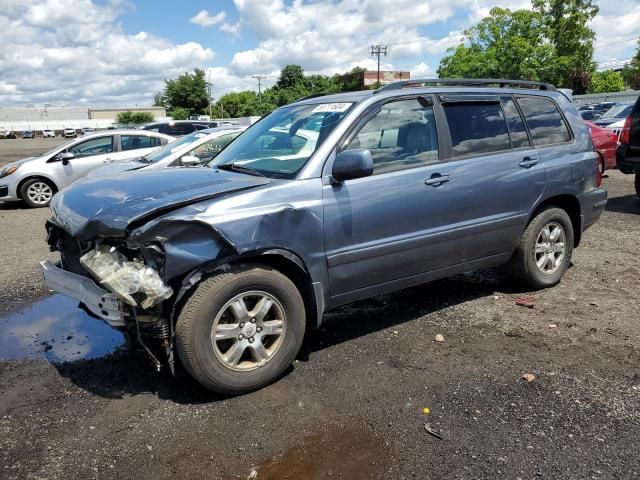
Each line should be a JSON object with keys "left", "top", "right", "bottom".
{"left": 68, "top": 136, "right": 114, "bottom": 158}
{"left": 344, "top": 98, "right": 439, "bottom": 174}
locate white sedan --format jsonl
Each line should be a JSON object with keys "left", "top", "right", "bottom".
{"left": 84, "top": 127, "right": 246, "bottom": 178}
{"left": 0, "top": 130, "right": 174, "bottom": 207}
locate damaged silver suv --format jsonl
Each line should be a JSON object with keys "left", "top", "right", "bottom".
{"left": 42, "top": 79, "right": 607, "bottom": 394}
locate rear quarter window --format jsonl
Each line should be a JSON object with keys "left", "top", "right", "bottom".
{"left": 516, "top": 96, "right": 571, "bottom": 146}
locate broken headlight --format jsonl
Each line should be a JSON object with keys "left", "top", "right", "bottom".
{"left": 80, "top": 245, "right": 173, "bottom": 309}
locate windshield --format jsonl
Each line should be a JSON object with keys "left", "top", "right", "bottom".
{"left": 140, "top": 130, "right": 208, "bottom": 163}
{"left": 602, "top": 104, "right": 632, "bottom": 119}
{"left": 209, "top": 102, "right": 353, "bottom": 178}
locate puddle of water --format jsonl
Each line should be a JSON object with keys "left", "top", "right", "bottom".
{"left": 244, "top": 425, "right": 387, "bottom": 480}
{"left": 0, "top": 294, "right": 124, "bottom": 362}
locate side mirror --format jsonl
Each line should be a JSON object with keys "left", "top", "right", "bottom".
{"left": 58, "top": 152, "right": 75, "bottom": 165}
{"left": 332, "top": 149, "right": 374, "bottom": 182}
{"left": 180, "top": 155, "right": 201, "bottom": 167}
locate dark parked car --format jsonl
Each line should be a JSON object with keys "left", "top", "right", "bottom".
{"left": 592, "top": 102, "right": 634, "bottom": 127}
{"left": 580, "top": 110, "right": 601, "bottom": 121}
{"left": 615, "top": 97, "right": 640, "bottom": 195}
{"left": 41, "top": 79, "right": 606, "bottom": 394}
{"left": 140, "top": 120, "right": 216, "bottom": 136}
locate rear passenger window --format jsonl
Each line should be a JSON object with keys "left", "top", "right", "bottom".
{"left": 516, "top": 96, "right": 571, "bottom": 146}
{"left": 442, "top": 102, "right": 510, "bottom": 157}
{"left": 345, "top": 98, "right": 439, "bottom": 174}
{"left": 501, "top": 98, "right": 530, "bottom": 148}
{"left": 121, "top": 135, "right": 162, "bottom": 150}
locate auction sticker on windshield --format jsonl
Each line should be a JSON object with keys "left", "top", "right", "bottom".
{"left": 312, "top": 103, "right": 352, "bottom": 113}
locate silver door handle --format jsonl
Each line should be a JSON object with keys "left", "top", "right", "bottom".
{"left": 425, "top": 174, "right": 451, "bottom": 186}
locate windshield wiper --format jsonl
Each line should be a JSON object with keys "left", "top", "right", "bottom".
{"left": 217, "top": 162, "right": 265, "bottom": 177}
{"left": 135, "top": 156, "right": 153, "bottom": 164}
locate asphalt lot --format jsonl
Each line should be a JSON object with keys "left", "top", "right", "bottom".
{"left": 1, "top": 139, "right": 639, "bottom": 479}
{"left": 0, "top": 137, "right": 68, "bottom": 167}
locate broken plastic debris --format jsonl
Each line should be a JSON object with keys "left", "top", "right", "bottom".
{"left": 434, "top": 334, "right": 444, "bottom": 343}
{"left": 522, "top": 373, "right": 536, "bottom": 382}
{"left": 80, "top": 245, "right": 173, "bottom": 309}
{"left": 422, "top": 407, "right": 430, "bottom": 415}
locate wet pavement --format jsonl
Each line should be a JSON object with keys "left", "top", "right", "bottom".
{"left": 0, "top": 294, "right": 124, "bottom": 362}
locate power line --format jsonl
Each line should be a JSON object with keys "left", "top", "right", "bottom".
{"left": 370, "top": 44, "right": 389, "bottom": 86}
{"left": 594, "top": 36, "right": 639, "bottom": 50}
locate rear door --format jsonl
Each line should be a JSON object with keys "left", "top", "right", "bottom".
{"left": 56, "top": 135, "right": 116, "bottom": 187}
{"left": 433, "top": 94, "right": 545, "bottom": 262}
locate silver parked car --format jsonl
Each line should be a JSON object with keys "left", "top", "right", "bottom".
{"left": 0, "top": 130, "right": 174, "bottom": 207}
{"left": 85, "top": 127, "right": 246, "bottom": 178}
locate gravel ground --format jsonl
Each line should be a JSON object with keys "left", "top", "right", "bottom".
{"left": 1, "top": 153, "right": 639, "bottom": 479}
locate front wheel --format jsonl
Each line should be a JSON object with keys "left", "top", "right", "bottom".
{"left": 508, "top": 207, "right": 574, "bottom": 289}
{"left": 635, "top": 173, "right": 640, "bottom": 196}
{"left": 175, "top": 265, "right": 306, "bottom": 394}
{"left": 20, "top": 178, "right": 55, "bottom": 208}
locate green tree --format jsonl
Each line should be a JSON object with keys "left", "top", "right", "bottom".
{"left": 622, "top": 38, "right": 640, "bottom": 89}
{"left": 163, "top": 68, "right": 209, "bottom": 115}
{"left": 168, "top": 107, "right": 190, "bottom": 120}
{"left": 532, "top": 0, "right": 598, "bottom": 93}
{"left": 277, "top": 64, "right": 305, "bottom": 89}
{"left": 152, "top": 92, "right": 165, "bottom": 107}
{"left": 437, "top": 1, "right": 598, "bottom": 93}
{"left": 116, "top": 111, "right": 154, "bottom": 124}
{"left": 437, "top": 8, "right": 556, "bottom": 81}
{"left": 589, "top": 70, "right": 625, "bottom": 93}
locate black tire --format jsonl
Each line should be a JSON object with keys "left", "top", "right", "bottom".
{"left": 635, "top": 173, "right": 640, "bottom": 197}
{"left": 175, "top": 264, "right": 306, "bottom": 394}
{"left": 19, "top": 178, "right": 56, "bottom": 208}
{"left": 508, "top": 207, "right": 574, "bottom": 289}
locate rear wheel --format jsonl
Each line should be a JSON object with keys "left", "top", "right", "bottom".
{"left": 175, "top": 265, "right": 306, "bottom": 394}
{"left": 508, "top": 207, "right": 574, "bottom": 289}
{"left": 20, "top": 178, "right": 55, "bottom": 208}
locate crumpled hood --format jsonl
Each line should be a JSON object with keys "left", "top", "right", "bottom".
{"left": 50, "top": 168, "right": 271, "bottom": 240}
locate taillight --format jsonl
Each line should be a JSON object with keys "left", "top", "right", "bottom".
{"left": 619, "top": 116, "right": 632, "bottom": 144}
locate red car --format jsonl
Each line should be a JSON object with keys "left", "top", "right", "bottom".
{"left": 585, "top": 120, "right": 617, "bottom": 172}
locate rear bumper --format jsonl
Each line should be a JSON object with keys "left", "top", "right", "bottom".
{"left": 579, "top": 187, "right": 607, "bottom": 232}
{"left": 41, "top": 261, "right": 125, "bottom": 327}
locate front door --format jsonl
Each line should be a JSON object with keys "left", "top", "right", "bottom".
{"left": 323, "top": 96, "right": 456, "bottom": 299}
{"left": 57, "top": 135, "right": 115, "bottom": 187}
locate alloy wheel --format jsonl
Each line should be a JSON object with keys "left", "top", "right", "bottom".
{"left": 534, "top": 222, "right": 566, "bottom": 275}
{"left": 210, "top": 291, "right": 286, "bottom": 372}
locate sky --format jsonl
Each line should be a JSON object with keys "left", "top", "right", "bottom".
{"left": 1, "top": 0, "right": 639, "bottom": 107}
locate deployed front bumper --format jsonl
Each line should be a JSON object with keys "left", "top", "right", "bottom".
{"left": 40, "top": 261, "right": 125, "bottom": 327}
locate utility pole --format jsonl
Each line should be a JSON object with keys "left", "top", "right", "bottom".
{"left": 252, "top": 75, "right": 266, "bottom": 114}
{"left": 207, "top": 82, "right": 213, "bottom": 119}
{"left": 370, "top": 45, "right": 389, "bottom": 87}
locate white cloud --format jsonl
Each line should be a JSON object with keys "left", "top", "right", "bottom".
{"left": 0, "top": 0, "right": 214, "bottom": 106}
{"left": 220, "top": 21, "right": 242, "bottom": 37}
{"left": 190, "top": 9, "right": 226, "bottom": 28}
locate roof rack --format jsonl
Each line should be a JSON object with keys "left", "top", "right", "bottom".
{"left": 375, "top": 78, "right": 557, "bottom": 93}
